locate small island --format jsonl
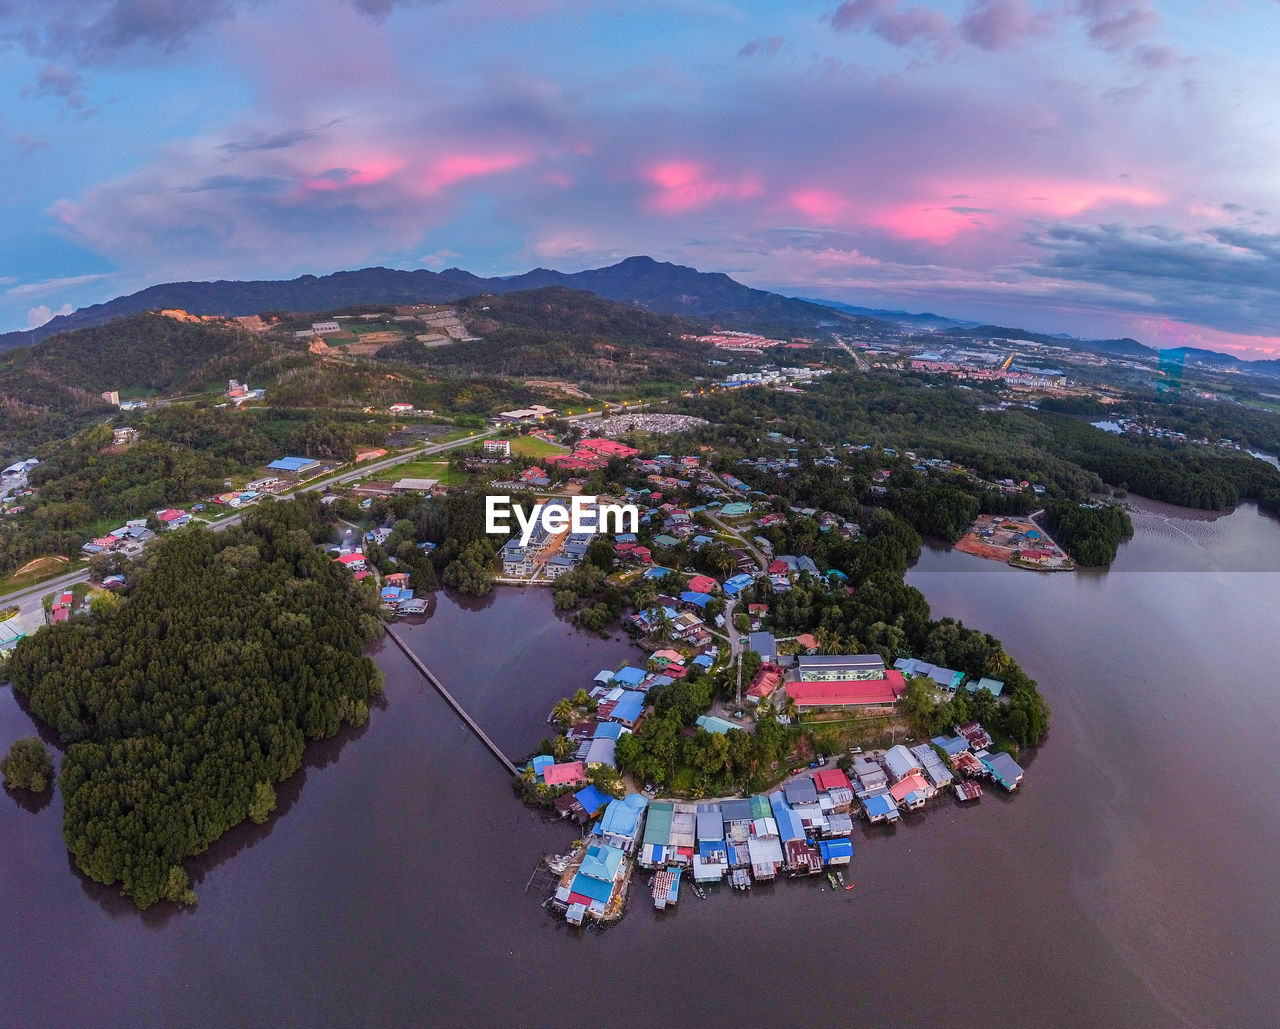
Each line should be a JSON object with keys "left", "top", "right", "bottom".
{"left": 2, "top": 736, "right": 53, "bottom": 793}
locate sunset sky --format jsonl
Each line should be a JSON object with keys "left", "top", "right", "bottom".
{"left": 3, "top": 1, "right": 1279, "bottom": 355}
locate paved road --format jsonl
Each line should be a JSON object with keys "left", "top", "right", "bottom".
{"left": 0, "top": 429, "right": 495, "bottom": 612}
{"left": 0, "top": 401, "right": 652, "bottom": 612}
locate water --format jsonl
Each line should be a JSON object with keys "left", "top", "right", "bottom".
{"left": 2, "top": 501, "right": 1280, "bottom": 1027}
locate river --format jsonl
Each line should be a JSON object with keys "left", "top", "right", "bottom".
{"left": 2, "top": 499, "right": 1279, "bottom": 1027}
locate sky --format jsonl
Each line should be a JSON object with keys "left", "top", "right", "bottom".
{"left": 2, "top": 1, "right": 1280, "bottom": 357}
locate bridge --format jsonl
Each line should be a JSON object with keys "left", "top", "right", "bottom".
{"left": 381, "top": 624, "right": 519, "bottom": 777}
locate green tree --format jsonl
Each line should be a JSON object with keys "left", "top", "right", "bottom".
{"left": 248, "top": 781, "right": 277, "bottom": 824}
{"left": 1, "top": 737, "right": 53, "bottom": 792}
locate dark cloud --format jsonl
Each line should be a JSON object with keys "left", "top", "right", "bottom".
{"left": 2, "top": 0, "right": 415, "bottom": 66}
{"left": 959, "top": 0, "right": 1045, "bottom": 51}
{"left": 177, "top": 174, "right": 293, "bottom": 194}
{"left": 739, "top": 36, "right": 785, "bottom": 58}
{"left": 22, "top": 64, "right": 92, "bottom": 110}
{"left": 219, "top": 127, "right": 325, "bottom": 154}
{"left": 1133, "top": 44, "right": 1176, "bottom": 69}
{"left": 830, "top": 0, "right": 957, "bottom": 56}
{"left": 1076, "top": 0, "right": 1159, "bottom": 52}
{"left": 1024, "top": 221, "right": 1280, "bottom": 336}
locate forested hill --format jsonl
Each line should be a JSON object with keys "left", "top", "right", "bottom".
{"left": 378, "top": 286, "right": 716, "bottom": 387}
{"left": 0, "top": 313, "right": 287, "bottom": 450}
{"left": 0, "top": 256, "right": 885, "bottom": 350}
{"left": 7, "top": 500, "right": 384, "bottom": 909}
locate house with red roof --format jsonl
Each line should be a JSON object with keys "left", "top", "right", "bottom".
{"left": 785, "top": 669, "right": 903, "bottom": 710}
{"left": 542, "top": 761, "right": 588, "bottom": 787}
{"left": 579, "top": 438, "right": 641, "bottom": 459}
{"left": 814, "top": 768, "right": 852, "bottom": 793}
{"left": 746, "top": 662, "right": 785, "bottom": 703}
{"left": 335, "top": 553, "right": 366, "bottom": 572}
{"left": 155, "top": 508, "right": 190, "bottom": 529}
{"left": 686, "top": 574, "right": 716, "bottom": 594}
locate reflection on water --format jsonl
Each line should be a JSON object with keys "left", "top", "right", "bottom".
{"left": 2, "top": 503, "right": 1280, "bottom": 1026}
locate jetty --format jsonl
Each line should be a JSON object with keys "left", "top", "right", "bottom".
{"left": 383, "top": 624, "right": 518, "bottom": 776}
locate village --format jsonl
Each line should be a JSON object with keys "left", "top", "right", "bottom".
{"left": 525, "top": 646, "right": 1021, "bottom": 927}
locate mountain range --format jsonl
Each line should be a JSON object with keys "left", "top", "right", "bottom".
{"left": 4, "top": 255, "right": 1280, "bottom": 378}
{"left": 0, "top": 256, "right": 887, "bottom": 352}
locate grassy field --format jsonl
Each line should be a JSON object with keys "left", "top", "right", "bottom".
{"left": 375, "top": 459, "right": 471, "bottom": 486}
{"left": 2, "top": 555, "right": 78, "bottom": 593}
{"left": 509, "top": 435, "right": 568, "bottom": 458}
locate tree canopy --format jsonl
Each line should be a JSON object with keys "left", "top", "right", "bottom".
{"left": 7, "top": 499, "right": 383, "bottom": 908}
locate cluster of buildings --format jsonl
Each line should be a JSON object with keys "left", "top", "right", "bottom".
{"left": 499, "top": 500, "right": 598, "bottom": 580}
{"left": 719, "top": 366, "right": 831, "bottom": 389}
{"left": 378, "top": 571, "right": 428, "bottom": 615}
{"left": 544, "top": 437, "right": 641, "bottom": 473}
{"left": 225, "top": 379, "right": 266, "bottom": 405}
{"left": 543, "top": 718, "right": 1026, "bottom": 925}
{"left": 80, "top": 514, "right": 168, "bottom": 555}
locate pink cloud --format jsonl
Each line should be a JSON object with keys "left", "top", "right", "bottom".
{"left": 871, "top": 203, "right": 980, "bottom": 243}
{"left": 645, "top": 161, "right": 763, "bottom": 212}
{"left": 418, "top": 152, "right": 529, "bottom": 194}
{"left": 788, "top": 188, "right": 849, "bottom": 220}
{"left": 301, "top": 157, "right": 405, "bottom": 192}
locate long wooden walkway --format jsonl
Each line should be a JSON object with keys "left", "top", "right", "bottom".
{"left": 382, "top": 624, "right": 519, "bottom": 777}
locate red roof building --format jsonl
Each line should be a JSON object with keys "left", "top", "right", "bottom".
{"left": 686, "top": 574, "right": 717, "bottom": 594}
{"left": 768, "top": 559, "right": 788, "bottom": 575}
{"left": 542, "top": 761, "right": 588, "bottom": 787}
{"left": 746, "top": 662, "right": 784, "bottom": 700}
{"left": 814, "top": 768, "right": 853, "bottom": 792}
{"left": 579, "top": 438, "right": 641, "bottom": 459}
{"left": 785, "top": 669, "right": 904, "bottom": 708}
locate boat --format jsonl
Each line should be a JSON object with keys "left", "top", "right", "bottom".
{"left": 836, "top": 870, "right": 845, "bottom": 887}
{"left": 826, "top": 871, "right": 839, "bottom": 889}
{"left": 844, "top": 883, "right": 856, "bottom": 891}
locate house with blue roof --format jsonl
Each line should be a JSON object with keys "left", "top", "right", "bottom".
{"left": 594, "top": 722, "right": 624, "bottom": 741}
{"left": 679, "top": 591, "right": 711, "bottom": 609}
{"left": 969, "top": 676, "right": 1005, "bottom": 697}
{"left": 267, "top": 456, "right": 322, "bottom": 475}
{"left": 981, "top": 752, "right": 1025, "bottom": 791}
{"left": 861, "top": 792, "right": 900, "bottom": 823}
{"left": 818, "top": 838, "right": 853, "bottom": 865}
{"left": 723, "top": 573, "right": 754, "bottom": 596}
{"left": 569, "top": 842, "right": 626, "bottom": 910}
{"left": 528, "top": 755, "right": 555, "bottom": 777}
{"left": 692, "top": 653, "right": 714, "bottom": 669}
{"left": 643, "top": 565, "right": 673, "bottom": 580}
{"left": 695, "top": 715, "right": 738, "bottom": 735}
{"left": 573, "top": 785, "right": 611, "bottom": 819}
{"left": 608, "top": 691, "right": 645, "bottom": 726}
{"left": 931, "top": 735, "right": 970, "bottom": 757}
{"left": 613, "top": 666, "right": 646, "bottom": 688}
{"left": 600, "top": 794, "right": 648, "bottom": 853}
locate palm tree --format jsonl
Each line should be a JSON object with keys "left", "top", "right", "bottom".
{"left": 552, "top": 698, "right": 575, "bottom": 726}
{"left": 781, "top": 693, "right": 800, "bottom": 724}
{"left": 551, "top": 734, "right": 573, "bottom": 761}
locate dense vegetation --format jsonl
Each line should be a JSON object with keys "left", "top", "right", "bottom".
{"left": 1, "top": 737, "right": 54, "bottom": 792}
{"left": 0, "top": 405, "right": 391, "bottom": 580}
{"left": 674, "top": 373, "right": 1280, "bottom": 521}
{"left": 384, "top": 288, "right": 719, "bottom": 394}
{"left": 7, "top": 499, "right": 383, "bottom": 908}
{"left": 0, "top": 313, "right": 289, "bottom": 450}
{"left": 1041, "top": 501, "right": 1133, "bottom": 566}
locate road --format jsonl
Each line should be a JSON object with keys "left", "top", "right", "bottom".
{"left": 834, "top": 339, "right": 869, "bottom": 371}
{"left": 705, "top": 511, "right": 768, "bottom": 571}
{"left": 0, "top": 428, "right": 496, "bottom": 612}
{"left": 0, "top": 401, "right": 653, "bottom": 612}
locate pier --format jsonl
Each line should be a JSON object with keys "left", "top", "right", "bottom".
{"left": 382, "top": 624, "right": 519, "bottom": 777}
